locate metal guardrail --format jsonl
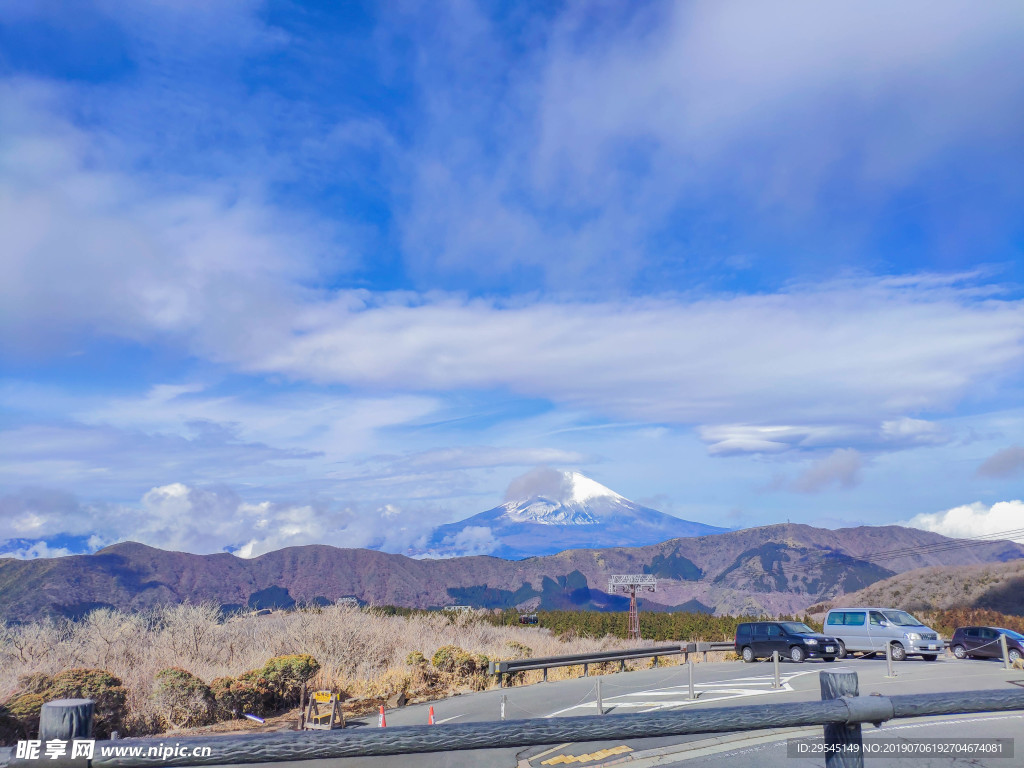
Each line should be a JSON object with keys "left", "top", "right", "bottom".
{"left": 488, "top": 641, "right": 734, "bottom": 684}
{"left": 6, "top": 675, "right": 1023, "bottom": 768}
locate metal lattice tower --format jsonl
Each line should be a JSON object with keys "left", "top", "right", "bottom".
{"left": 608, "top": 574, "right": 656, "bottom": 641}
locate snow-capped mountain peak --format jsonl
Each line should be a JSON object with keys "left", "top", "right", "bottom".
{"left": 497, "top": 471, "right": 624, "bottom": 525}
{"left": 565, "top": 471, "right": 624, "bottom": 504}
{"left": 500, "top": 497, "right": 600, "bottom": 525}
{"left": 417, "top": 468, "right": 729, "bottom": 558}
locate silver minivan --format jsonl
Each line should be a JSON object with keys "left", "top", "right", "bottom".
{"left": 823, "top": 607, "right": 942, "bottom": 661}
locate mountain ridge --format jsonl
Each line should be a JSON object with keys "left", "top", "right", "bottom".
{"left": 2, "top": 522, "right": 1022, "bottom": 622}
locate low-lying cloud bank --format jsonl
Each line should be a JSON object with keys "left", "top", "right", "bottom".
{"left": 903, "top": 500, "right": 1024, "bottom": 544}
{"left": 0, "top": 482, "right": 438, "bottom": 560}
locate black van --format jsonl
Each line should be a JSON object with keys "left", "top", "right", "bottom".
{"left": 735, "top": 621, "right": 840, "bottom": 663}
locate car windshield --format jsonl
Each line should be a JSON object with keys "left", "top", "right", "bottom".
{"left": 997, "top": 628, "right": 1024, "bottom": 641}
{"left": 780, "top": 622, "right": 815, "bottom": 634}
{"left": 881, "top": 610, "right": 925, "bottom": 626}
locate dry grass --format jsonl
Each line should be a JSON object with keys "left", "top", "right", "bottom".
{"left": 829, "top": 560, "right": 1024, "bottom": 614}
{"left": 0, "top": 604, "right": 657, "bottom": 733}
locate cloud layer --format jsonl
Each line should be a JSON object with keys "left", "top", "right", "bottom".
{"left": 904, "top": 500, "right": 1024, "bottom": 544}
{"left": 2, "top": 2, "right": 1024, "bottom": 557}
{"left": 0, "top": 483, "right": 436, "bottom": 560}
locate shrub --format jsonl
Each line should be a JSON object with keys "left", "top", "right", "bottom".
{"left": 0, "top": 703, "right": 19, "bottom": 746}
{"left": 210, "top": 676, "right": 263, "bottom": 719}
{"left": 260, "top": 654, "right": 320, "bottom": 705}
{"left": 405, "top": 651, "right": 427, "bottom": 667}
{"left": 234, "top": 669, "right": 275, "bottom": 715}
{"left": 152, "top": 668, "right": 214, "bottom": 729}
{"left": 1, "top": 693, "right": 45, "bottom": 742}
{"left": 16, "top": 673, "right": 53, "bottom": 695}
{"left": 46, "top": 669, "right": 127, "bottom": 739}
{"left": 428, "top": 645, "right": 489, "bottom": 688}
{"left": 431, "top": 645, "right": 463, "bottom": 674}
{"left": 504, "top": 641, "right": 532, "bottom": 659}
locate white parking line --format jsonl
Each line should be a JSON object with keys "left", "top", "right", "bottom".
{"left": 435, "top": 713, "right": 467, "bottom": 723}
{"left": 545, "top": 670, "right": 818, "bottom": 717}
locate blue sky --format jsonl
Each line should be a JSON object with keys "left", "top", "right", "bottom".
{"left": 2, "top": 0, "right": 1024, "bottom": 559}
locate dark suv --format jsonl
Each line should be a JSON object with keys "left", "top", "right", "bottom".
{"left": 735, "top": 621, "right": 840, "bottom": 663}
{"left": 950, "top": 626, "right": 1024, "bottom": 663}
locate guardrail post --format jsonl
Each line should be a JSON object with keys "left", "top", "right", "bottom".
{"left": 688, "top": 656, "right": 695, "bottom": 700}
{"left": 596, "top": 679, "right": 603, "bottom": 715}
{"left": 820, "top": 671, "right": 864, "bottom": 768}
{"left": 583, "top": 663, "right": 589, "bottom": 677}
{"left": 885, "top": 641, "right": 896, "bottom": 678}
{"left": 1001, "top": 634, "right": 1011, "bottom": 670}
{"left": 772, "top": 651, "right": 780, "bottom": 689}
{"left": 619, "top": 659, "right": 625, "bottom": 673}
{"left": 543, "top": 667, "right": 548, "bottom": 683}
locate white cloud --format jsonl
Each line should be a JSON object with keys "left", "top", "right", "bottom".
{"left": 880, "top": 418, "right": 949, "bottom": 446}
{"left": 252, "top": 279, "right": 1024, "bottom": 434}
{"left": 427, "top": 525, "right": 499, "bottom": 559}
{"left": 790, "top": 449, "right": 864, "bottom": 493}
{"left": 0, "top": 482, "right": 441, "bottom": 559}
{"left": 977, "top": 446, "right": 1024, "bottom": 479}
{"left": 0, "top": 78, "right": 330, "bottom": 359}
{"left": 904, "top": 500, "right": 1024, "bottom": 543}
{"left": 375, "top": 447, "right": 589, "bottom": 474}
{"left": 0, "top": 541, "right": 75, "bottom": 560}
{"left": 699, "top": 424, "right": 869, "bottom": 455}
{"left": 504, "top": 467, "right": 570, "bottom": 502}
{"left": 395, "top": 1, "right": 1024, "bottom": 288}
{"left": 3, "top": 79, "right": 1023, "bottom": 462}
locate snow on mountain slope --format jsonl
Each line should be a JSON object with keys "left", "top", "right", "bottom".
{"left": 416, "top": 469, "right": 729, "bottom": 559}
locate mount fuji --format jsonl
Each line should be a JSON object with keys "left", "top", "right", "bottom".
{"left": 418, "top": 469, "right": 729, "bottom": 559}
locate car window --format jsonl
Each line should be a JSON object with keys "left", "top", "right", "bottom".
{"left": 869, "top": 611, "right": 886, "bottom": 626}
{"left": 766, "top": 624, "right": 782, "bottom": 637}
{"left": 826, "top": 613, "right": 843, "bottom": 625}
{"left": 999, "top": 628, "right": 1024, "bottom": 641}
{"left": 736, "top": 624, "right": 750, "bottom": 638}
{"left": 881, "top": 610, "right": 924, "bottom": 626}
{"left": 981, "top": 628, "right": 998, "bottom": 640}
{"left": 780, "top": 622, "right": 814, "bottom": 634}
{"left": 965, "top": 627, "right": 979, "bottom": 638}
{"left": 844, "top": 611, "right": 865, "bottom": 626}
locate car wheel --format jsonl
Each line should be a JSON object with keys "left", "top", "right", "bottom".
{"left": 835, "top": 640, "right": 847, "bottom": 659}
{"left": 952, "top": 644, "right": 967, "bottom": 659}
{"left": 889, "top": 642, "right": 906, "bottom": 662}
{"left": 822, "top": 656, "right": 836, "bottom": 662}
{"left": 1009, "top": 648, "right": 1022, "bottom": 664}
{"left": 741, "top": 646, "right": 755, "bottom": 663}
{"left": 790, "top": 646, "right": 805, "bottom": 663}
{"left": 922, "top": 654, "right": 938, "bottom": 662}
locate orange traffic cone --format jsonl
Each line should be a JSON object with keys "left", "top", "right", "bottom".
{"left": 428, "top": 706, "right": 435, "bottom": 725}
{"left": 378, "top": 705, "right": 386, "bottom": 728}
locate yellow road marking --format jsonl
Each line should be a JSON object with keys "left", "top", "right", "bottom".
{"left": 541, "top": 745, "right": 632, "bottom": 764}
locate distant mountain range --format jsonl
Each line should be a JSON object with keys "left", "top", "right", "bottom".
{"left": 822, "top": 558, "right": 1024, "bottom": 616}
{"left": 416, "top": 471, "right": 728, "bottom": 558}
{"left": 2, "top": 522, "right": 1022, "bottom": 623}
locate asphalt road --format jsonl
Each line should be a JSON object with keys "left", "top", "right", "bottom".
{"left": 278, "top": 653, "right": 1024, "bottom": 768}
{"left": 7, "top": 654, "right": 1019, "bottom": 768}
